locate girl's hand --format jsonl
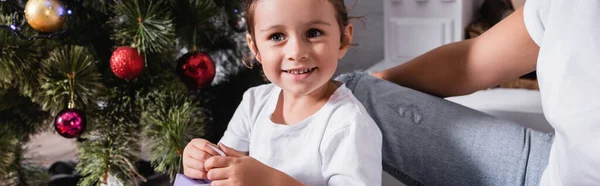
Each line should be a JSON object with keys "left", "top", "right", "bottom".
{"left": 204, "top": 144, "right": 305, "bottom": 186}
{"left": 182, "top": 138, "right": 223, "bottom": 179}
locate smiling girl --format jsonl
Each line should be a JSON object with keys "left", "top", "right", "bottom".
{"left": 181, "top": 0, "right": 382, "bottom": 185}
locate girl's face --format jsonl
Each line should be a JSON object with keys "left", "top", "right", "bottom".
{"left": 247, "top": 0, "right": 353, "bottom": 96}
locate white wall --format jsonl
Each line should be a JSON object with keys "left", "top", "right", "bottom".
{"left": 337, "top": 0, "right": 385, "bottom": 74}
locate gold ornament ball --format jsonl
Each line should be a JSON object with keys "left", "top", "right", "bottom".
{"left": 24, "top": 0, "right": 67, "bottom": 33}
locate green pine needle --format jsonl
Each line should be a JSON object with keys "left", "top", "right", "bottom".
{"left": 77, "top": 120, "right": 142, "bottom": 186}
{"left": 0, "top": 15, "right": 43, "bottom": 98}
{"left": 141, "top": 88, "right": 205, "bottom": 181}
{"left": 0, "top": 94, "right": 50, "bottom": 185}
{"left": 0, "top": 125, "right": 18, "bottom": 177}
{"left": 0, "top": 90, "right": 51, "bottom": 139}
{"left": 110, "top": 0, "right": 176, "bottom": 54}
{"left": 0, "top": 130, "right": 50, "bottom": 186}
{"left": 21, "top": 165, "right": 51, "bottom": 186}
{"left": 35, "top": 45, "right": 103, "bottom": 115}
{"left": 77, "top": 87, "right": 142, "bottom": 186}
{"left": 0, "top": 89, "right": 7, "bottom": 110}
{"left": 75, "top": 0, "right": 112, "bottom": 14}
{"left": 0, "top": 0, "right": 21, "bottom": 13}
{"left": 87, "top": 87, "right": 141, "bottom": 132}
{"left": 171, "top": 0, "right": 221, "bottom": 50}
{"left": 77, "top": 129, "right": 141, "bottom": 186}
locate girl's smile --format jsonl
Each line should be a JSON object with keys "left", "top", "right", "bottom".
{"left": 282, "top": 67, "right": 318, "bottom": 81}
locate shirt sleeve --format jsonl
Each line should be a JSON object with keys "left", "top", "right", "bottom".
{"left": 218, "top": 90, "right": 254, "bottom": 152}
{"left": 320, "top": 113, "right": 383, "bottom": 186}
{"left": 523, "top": 0, "right": 551, "bottom": 46}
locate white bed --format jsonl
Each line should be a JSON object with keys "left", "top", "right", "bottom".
{"left": 446, "top": 88, "right": 553, "bottom": 133}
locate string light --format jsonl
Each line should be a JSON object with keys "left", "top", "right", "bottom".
{"left": 0, "top": 11, "right": 72, "bottom": 41}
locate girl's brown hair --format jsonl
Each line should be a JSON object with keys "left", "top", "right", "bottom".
{"left": 243, "top": 0, "right": 358, "bottom": 68}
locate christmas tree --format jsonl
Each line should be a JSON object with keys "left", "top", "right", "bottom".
{"left": 0, "top": 0, "right": 267, "bottom": 185}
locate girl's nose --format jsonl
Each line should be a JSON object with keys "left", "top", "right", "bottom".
{"left": 285, "top": 37, "right": 309, "bottom": 61}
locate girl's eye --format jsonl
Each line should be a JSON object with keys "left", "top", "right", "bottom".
{"left": 269, "top": 33, "right": 286, "bottom": 42}
{"left": 306, "top": 29, "right": 322, "bottom": 38}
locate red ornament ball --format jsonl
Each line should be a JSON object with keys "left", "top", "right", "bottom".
{"left": 110, "top": 46, "right": 144, "bottom": 80}
{"left": 54, "top": 108, "right": 86, "bottom": 138}
{"left": 176, "top": 52, "right": 216, "bottom": 90}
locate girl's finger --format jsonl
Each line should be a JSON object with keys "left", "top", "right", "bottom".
{"left": 207, "top": 167, "right": 231, "bottom": 181}
{"left": 184, "top": 145, "right": 207, "bottom": 161}
{"left": 204, "top": 156, "right": 232, "bottom": 171}
{"left": 218, "top": 143, "right": 245, "bottom": 157}
{"left": 195, "top": 143, "right": 221, "bottom": 156}
{"left": 184, "top": 158, "right": 205, "bottom": 170}
{"left": 183, "top": 166, "right": 208, "bottom": 179}
{"left": 209, "top": 179, "right": 230, "bottom": 186}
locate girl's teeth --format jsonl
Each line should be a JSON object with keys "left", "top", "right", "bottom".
{"left": 286, "top": 68, "right": 313, "bottom": 74}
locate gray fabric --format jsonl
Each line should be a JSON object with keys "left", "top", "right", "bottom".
{"left": 336, "top": 72, "right": 554, "bottom": 186}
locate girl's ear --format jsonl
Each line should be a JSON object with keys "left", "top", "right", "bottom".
{"left": 338, "top": 23, "right": 354, "bottom": 59}
{"left": 246, "top": 34, "right": 262, "bottom": 63}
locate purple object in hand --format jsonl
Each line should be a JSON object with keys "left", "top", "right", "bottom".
{"left": 174, "top": 174, "right": 211, "bottom": 186}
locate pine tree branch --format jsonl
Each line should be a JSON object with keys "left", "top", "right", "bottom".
{"left": 0, "top": 124, "right": 18, "bottom": 177}
{"left": 0, "top": 92, "right": 50, "bottom": 185}
{"left": 0, "top": 127, "right": 50, "bottom": 186}
{"left": 35, "top": 45, "right": 103, "bottom": 115}
{"left": 61, "top": 0, "right": 113, "bottom": 48}
{"left": 0, "top": 90, "right": 51, "bottom": 139}
{"left": 19, "top": 165, "right": 50, "bottom": 186}
{"left": 140, "top": 87, "right": 205, "bottom": 181}
{"left": 171, "top": 0, "right": 221, "bottom": 51}
{"left": 126, "top": 49, "right": 179, "bottom": 88}
{"left": 0, "top": 14, "right": 43, "bottom": 98}
{"left": 110, "top": 0, "right": 175, "bottom": 54}
{"left": 78, "top": 88, "right": 142, "bottom": 185}
{"left": 77, "top": 128, "right": 141, "bottom": 186}
{"left": 0, "top": 0, "right": 24, "bottom": 13}
{"left": 72, "top": 0, "right": 112, "bottom": 14}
